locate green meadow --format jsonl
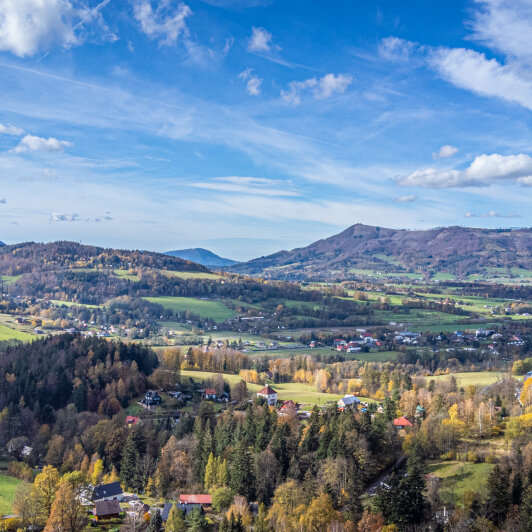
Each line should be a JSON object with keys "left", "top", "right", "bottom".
{"left": 0, "top": 474, "right": 21, "bottom": 514}
{"left": 144, "top": 296, "right": 237, "bottom": 321}
{"left": 427, "top": 372, "right": 504, "bottom": 387}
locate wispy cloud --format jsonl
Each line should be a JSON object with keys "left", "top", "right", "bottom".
{"left": 394, "top": 194, "right": 417, "bottom": 203}
{"left": 238, "top": 68, "right": 263, "bottom": 95}
{"left": 190, "top": 176, "right": 299, "bottom": 196}
{"left": 133, "top": 0, "right": 191, "bottom": 46}
{"left": 281, "top": 73, "right": 352, "bottom": 105}
{"left": 464, "top": 210, "right": 521, "bottom": 219}
{"left": 0, "top": 123, "right": 24, "bottom": 136}
{"left": 0, "top": 196, "right": 6, "bottom": 204}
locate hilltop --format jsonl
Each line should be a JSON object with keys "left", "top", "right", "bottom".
{"left": 165, "top": 247, "right": 238, "bottom": 267}
{"left": 229, "top": 224, "right": 532, "bottom": 280}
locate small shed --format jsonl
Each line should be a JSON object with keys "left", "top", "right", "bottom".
{"left": 94, "top": 499, "right": 121, "bottom": 521}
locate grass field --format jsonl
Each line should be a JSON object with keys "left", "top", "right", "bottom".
{"left": 113, "top": 269, "right": 140, "bottom": 282}
{"left": 428, "top": 372, "right": 505, "bottom": 387}
{"left": 0, "top": 322, "right": 34, "bottom": 342}
{"left": 349, "top": 268, "right": 423, "bottom": 280}
{"left": 180, "top": 369, "right": 374, "bottom": 406}
{"left": 427, "top": 460, "right": 494, "bottom": 506}
{"left": 162, "top": 270, "right": 223, "bottom": 280}
{"left": 50, "top": 300, "right": 100, "bottom": 309}
{"left": 143, "top": 297, "right": 237, "bottom": 321}
{"left": 0, "top": 274, "right": 22, "bottom": 285}
{"left": 0, "top": 474, "right": 21, "bottom": 514}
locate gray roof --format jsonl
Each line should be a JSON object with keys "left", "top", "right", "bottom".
{"left": 92, "top": 482, "right": 123, "bottom": 501}
{"left": 338, "top": 395, "right": 361, "bottom": 406}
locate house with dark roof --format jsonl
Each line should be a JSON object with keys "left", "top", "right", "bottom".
{"left": 161, "top": 502, "right": 203, "bottom": 521}
{"left": 257, "top": 385, "right": 277, "bottom": 405}
{"left": 142, "top": 390, "right": 162, "bottom": 407}
{"left": 92, "top": 482, "right": 124, "bottom": 502}
{"left": 94, "top": 500, "right": 121, "bottom": 521}
{"left": 218, "top": 391, "right": 230, "bottom": 403}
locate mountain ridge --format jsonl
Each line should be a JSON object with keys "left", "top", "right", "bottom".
{"left": 228, "top": 223, "right": 532, "bottom": 280}
{"left": 165, "top": 247, "right": 239, "bottom": 267}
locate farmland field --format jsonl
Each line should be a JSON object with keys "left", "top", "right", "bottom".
{"left": 50, "top": 300, "right": 100, "bottom": 309}
{"left": 162, "top": 270, "right": 223, "bottom": 280}
{"left": 143, "top": 296, "right": 237, "bottom": 321}
{"left": 426, "top": 460, "right": 494, "bottom": 507}
{"left": 427, "top": 372, "right": 505, "bottom": 387}
{"left": 113, "top": 269, "right": 140, "bottom": 281}
{"left": 0, "top": 322, "right": 34, "bottom": 342}
{"left": 0, "top": 274, "right": 22, "bottom": 285}
{"left": 0, "top": 474, "right": 21, "bottom": 514}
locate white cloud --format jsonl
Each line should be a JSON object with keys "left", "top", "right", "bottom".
{"left": 14, "top": 134, "right": 72, "bottom": 153}
{"left": 464, "top": 210, "right": 521, "bottom": 218}
{"left": 134, "top": 0, "right": 191, "bottom": 46}
{"left": 247, "top": 26, "right": 271, "bottom": 52}
{"left": 51, "top": 212, "right": 80, "bottom": 222}
{"left": 190, "top": 176, "right": 299, "bottom": 196}
{"left": 397, "top": 153, "right": 532, "bottom": 188}
{"left": 0, "top": 196, "right": 5, "bottom": 203}
{"left": 433, "top": 145, "right": 458, "bottom": 159}
{"left": 378, "top": 36, "right": 416, "bottom": 62}
{"left": 470, "top": 0, "right": 532, "bottom": 61}
{"left": 238, "top": 68, "right": 263, "bottom": 95}
{"left": 430, "top": 47, "right": 532, "bottom": 111}
{"left": 0, "top": 0, "right": 111, "bottom": 57}
{"left": 281, "top": 73, "right": 352, "bottom": 105}
{"left": 0, "top": 123, "right": 24, "bottom": 136}
{"left": 394, "top": 194, "right": 417, "bottom": 203}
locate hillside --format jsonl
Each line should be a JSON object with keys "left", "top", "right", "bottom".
{"left": 0, "top": 241, "right": 4, "bottom": 246}
{"left": 229, "top": 224, "right": 532, "bottom": 280}
{"left": 165, "top": 247, "right": 238, "bottom": 267}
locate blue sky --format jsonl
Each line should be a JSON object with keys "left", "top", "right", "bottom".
{"left": 1, "top": 0, "right": 532, "bottom": 260}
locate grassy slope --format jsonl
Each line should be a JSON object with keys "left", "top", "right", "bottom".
{"left": 0, "top": 322, "right": 34, "bottom": 342}
{"left": 143, "top": 297, "right": 237, "bottom": 321}
{"left": 0, "top": 275, "right": 22, "bottom": 285}
{"left": 427, "top": 372, "right": 504, "bottom": 387}
{"left": 180, "top": 369, "right": 375, "bottom": 406}
{"left": 0, "top": 474, "right": 21, "bottom": 514}
{"left": 427, "top": 460, "right": 494, "bottom": 506}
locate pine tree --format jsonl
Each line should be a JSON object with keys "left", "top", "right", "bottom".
{"left": 121, "top": 433, "right": 140, "bottom": 490}
{"left": 520, "top": 484, "right": 532, "bottom": 532}
{"left": 185, "top": 506, "right": 208, "bottom": 531}
{"left": 148, "top": 509, "right": 162, "bottom": 532}
{"left": 254, "top": 503, "right": 272, "bottom": 532}
{"left": 204, "top": 453, "right": 216, "bottom": 491}
{"left": 486, "top": 465, "right": 510, "bottom": 526}
{"left": 216, "top": 457, "right": 228, "bottom": 487}
{"left": 230, "top": 439, "right": 255, "bottom": 501}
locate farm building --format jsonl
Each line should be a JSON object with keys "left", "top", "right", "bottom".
{"left": 257, "top": 385, "right": 278, "bottom": 405}
{"left": 93, "top": 500, "right": 121, "bottom": 521}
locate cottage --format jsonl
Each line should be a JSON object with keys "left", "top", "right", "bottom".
{"left": 179, "top": 494, "right": 212, "bottom": 507}
{"left": 142, "top": 390, "right": 162, "bottom": 406}
{"left": 257, "top": 385, "right": 278, "bottom": 406}
{"left": 125, "top": 416, "right": 141, "bottom": 427}
{"left": 94, "top": 500, "right": 121, "bottom": 521}
{"left": 161, "top": 502, "right": 203, "bottom": 521}
{"left": 279, "top": 400, "right": 298, "bottom": 416}
{"left": 92, "top": 482, "right": 123, "bottom": 502}
{"left": 337, "top": 395, "right": 361, "bottom": 411}
{"left": 218, "top": 391, "right": 230, "bottom": 403}
{"left": 393, "top": 416, "right": 414, "bottom": 428}
{"left": 203, "top": 388, "right": 217, "bottom": 401}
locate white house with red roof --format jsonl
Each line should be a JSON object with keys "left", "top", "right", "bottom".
{"left": 393, "top": 416, "right": 413, "bottom": 429}
{"left": 257, "top": 385, "right": 278, "bottom": 405}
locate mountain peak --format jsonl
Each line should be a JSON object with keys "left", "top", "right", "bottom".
{"left": 165, "top": 248, "right": 239, "bottom": 268}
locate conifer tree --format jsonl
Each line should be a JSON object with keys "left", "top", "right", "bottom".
{"left": 204, "top": 453, "right": 216, "bottom": 491}
{"left": 520, "top": 484, "right": 532, "bottom": 532}
{"left": 486, "top": 465, "right": 510, "bottom": 526}
{"left": 230, "top": 439, "right": 255, "bottom": 501}
{"left": 148, "top": 509, "right": 162, "bottom": 532}
{"left": 121, "top": 433, "right": 140, "bottom": 490}
{"left": 166, "top": 505, "right": 186, "bottom": 532}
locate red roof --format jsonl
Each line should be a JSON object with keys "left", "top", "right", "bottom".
{"left": 280, "top": 400, "right": 297, "bottom": 410}
{"left": 393, "top": 416, "right": 413, "bottom": 427}
{"left": 179, "top": 494, "right": 212, "bottom": 505}
{"left": 257, "top": 385, "right": 277, "bottom": 396}
{"left": 204, "top": 388, "right": 216, "bottom": 395}
{"left": 125, "top": 416, "right": 140, "bottom": 425}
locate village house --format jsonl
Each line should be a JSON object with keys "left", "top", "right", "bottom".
{"left": 93, "top": 500, "right": 121, "bottom": 521}
{"left": 92, "top": 482, "right": 124, "bottom": 503}
{"left": 279, "top": 400, "right": 298, "bottom": 416}
{"left": 257, "top": 385, "right": 278, "bottom": 406}
{"left": 337, "top": 395, "right": 361, "bottom": 411}
{"left": 393, "top": 416, "right": 414, "bottom": 429}
{"left": 142, "top": 390, "right": 162, "bottom": 407}
{"left": 162, "top": 502, "right": 203, "bottom": 521}
{"left": 179, "top": 494, "right": 212, "bottom": 509}
{"left": 125, "top": 415, "right": 141, "bottom": 427}
{"left": 203, "top": 388, "right": 217, "bottom": 401}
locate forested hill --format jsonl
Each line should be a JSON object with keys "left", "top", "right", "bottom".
{"left": 229, "top": 223, "right": 532, "bottom": 280}
{"left": 165, "top": 247, "right": 239, "bottom": 267}
{"left": 0, "top": 241, "right": 208, "bottom": 275}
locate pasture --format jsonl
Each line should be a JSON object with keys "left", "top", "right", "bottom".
{"left": 0, "top": 322, "right": 34, "bottom": 342}
{"left": 143, "top": 296, "right": 237, "bottom": 321}
{"left": 162, "top": 270, "right": 223, "bottom": 280}
{"left": 0, "top": 474, "right": 21, "bottom": 514}
{"left": 426, "top": 461, "right": 494, "bottom": 507}
{"left": 427, "top": 372, "right": 505, "bottom": 387}
{"left": 0, "top": 274, "right": 22, "bottom": 285}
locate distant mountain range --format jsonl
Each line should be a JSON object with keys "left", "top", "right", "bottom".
{"left": 165, "top": 247, "right": 239, "bottom": 268}
{"left": 0, "top": 241, "right": 4, "bottom": 246}
{"left": 228, "top": 224, "right": 532, "bottom": 280}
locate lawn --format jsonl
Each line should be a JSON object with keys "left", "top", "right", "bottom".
{"left": 0, "top": 323, "right": 34, "bottom": 342}
{"left": 0, "top": 474, "right": 21, "bottom": 514}
{"left": 426, "top": 460, "right": 494, "bottom": 506}
{"left": 143, "top": 297, "right": 237, "bottom": 321}
{"left": 180, "top": 370, "right": 375, "bottom": 407}
{"left": 161, "top": 270, "right": 223, "bottom": 280}
{"left": 427, "top": 372, "right": 505, "bottom": 387}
